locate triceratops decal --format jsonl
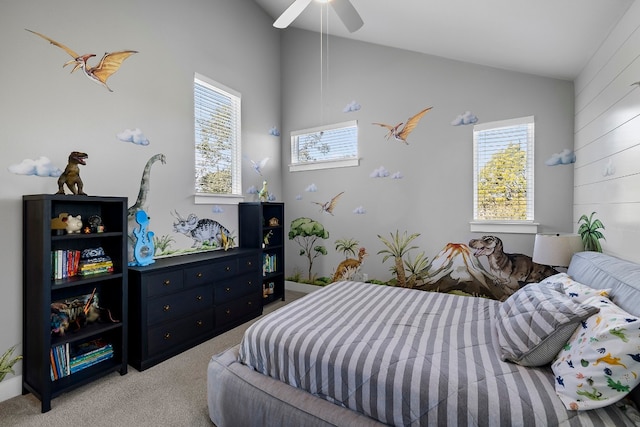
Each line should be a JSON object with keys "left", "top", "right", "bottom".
{"left": 171, "top": 210, "right": 230, "bottom": 249}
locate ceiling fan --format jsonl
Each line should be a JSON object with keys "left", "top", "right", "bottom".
{"left": 273, "top": 0, "right": 364, "bottom": 33}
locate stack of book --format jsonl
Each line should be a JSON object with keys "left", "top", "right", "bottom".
{"left": 79, "top": 255, "right": 113, "bottom": 276}
{"left": 50, "top": 339, "right": 113, "bottom": 380}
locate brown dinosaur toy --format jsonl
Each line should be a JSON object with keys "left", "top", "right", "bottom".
{"left": 56, "top": 151, "right": 88, "bottom": 195}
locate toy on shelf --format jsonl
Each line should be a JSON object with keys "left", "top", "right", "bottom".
{"left": 50, "top": 213, "right": 69, "bottom": 235}
{"left": 55, "top": 151, "right": 88, "bottom": 195}
{"left": 129, "top": 210, "right": 155, "bottom": 267}
{"left": 65, "top": 215, "right": 83, "bottom": 234}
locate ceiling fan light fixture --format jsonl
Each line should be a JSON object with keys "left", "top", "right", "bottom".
{"left": 273, "top": 0, "right": 363, "bottom": 33}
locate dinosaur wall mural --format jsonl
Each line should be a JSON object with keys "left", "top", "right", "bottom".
{"left": 373, "top": 107, "right": 432, "bottom": 144}
{"left": 126, "top": 153, "right": 165, "bottom": 261}
{"left": 26, "top": 29, "right": 137, "bottom": 92}
{"left": 171, "top": 210, "right": 230, "bottom": 249}
{"left": 332, "top": 247, "right": 367, "bottom": 282}
{"left": 127, "top": 153, "right": 166, "bottom": 219}
{"left": 288, "top": 212, "right": 558, "bottom": 301}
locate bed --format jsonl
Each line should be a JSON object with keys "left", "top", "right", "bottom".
{"left": 207, "top": 251, "right": 640, "bottom": 426}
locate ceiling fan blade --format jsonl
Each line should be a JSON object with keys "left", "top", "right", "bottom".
{"left": 330, "top": 0, "right": 364, "bottom": 33}
{"left": 273, "top": 0, "right": 314, "bottom": 29}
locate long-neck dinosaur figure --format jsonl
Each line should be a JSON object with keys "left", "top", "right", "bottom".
{"left": 128, "top": 153, "right": 166, "bottom": 219}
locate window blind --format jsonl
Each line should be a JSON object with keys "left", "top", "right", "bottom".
{"left": 291, "top": 121, "right": 358, "bottom": 165}
{"left": 194, "top": 73, "right": 242, "bottom": 196}
{"left": 473, "top": 116, "right": 534, "bottom": 221}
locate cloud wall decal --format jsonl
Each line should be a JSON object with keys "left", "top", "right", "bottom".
{"left": 117, "top": 128, "right": 150, "bottom": 146}
{"left": 8, "top": 156, "right": 62, "bottom": 177}
{"left": 545, "top": 149, "right": 576, "bottom": 166}
{"left": 451, "top": 111, "right": 478, "bottom": 126}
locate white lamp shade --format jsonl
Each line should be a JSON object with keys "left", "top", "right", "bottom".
{"left": 532, "top": 233, "right": 584, "bottom": 267}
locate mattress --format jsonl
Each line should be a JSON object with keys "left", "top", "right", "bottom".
{"left": 237, "top": 280, "right": 637, "bottom": 426}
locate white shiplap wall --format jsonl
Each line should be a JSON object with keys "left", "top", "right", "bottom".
{"left": 573, "top": 1, "right": 640, "bottom": 263}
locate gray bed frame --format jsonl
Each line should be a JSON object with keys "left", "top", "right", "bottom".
{"left": 207, "top": 251, "right": 640, "bottom": 426}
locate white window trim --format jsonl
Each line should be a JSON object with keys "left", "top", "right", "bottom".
{"left": 289, "top": 120, "right": 359, "bottom": 172}
{"left": 469, "top": 221, "right": 539, "bottom": 234}
{"left": 470, "top": 115, "right": 537, "bottom": 234}
{"left": 289, "top": 158, "right": 360, "bottom": 172}
{"left": 193, "top": 73, "right": 242, "bottom": 203}
{"left": 194, "top": 194, "right": 245, "bottom": 205}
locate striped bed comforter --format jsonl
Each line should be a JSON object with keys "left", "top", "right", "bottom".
{"left": 238, "top": 281, "right": 635, "bottom": 426}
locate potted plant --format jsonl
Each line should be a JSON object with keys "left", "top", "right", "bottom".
{"left": 0, "top": 344, "right": 22, "bottom": 382}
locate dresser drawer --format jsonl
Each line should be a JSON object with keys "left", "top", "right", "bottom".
{"left": 214, "top": 273, "right": 261, "bottom": 304}
{"left": 215, "top": 294, "right": 262, "bottom": 325}
{"left": 147, "top": 308, "right": 214, "bottom": 354}
{"left": 184, "top": 259, "right": 238, "bottom": 287}
{"left": 144, "top": 270, "right": 183, "bottom": 298}
{"left": 238, "top": 254, "right": 260, "bottom": 273}
{"left": 147, "top": 286, "right": 212, "bottom": 325}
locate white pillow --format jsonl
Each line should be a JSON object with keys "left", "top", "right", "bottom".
{"left": 540, "top": 273, "right": 611, "bottom": 303}
{"left": 495, "top": 283, "right": 600, "bottom": 367}
{"left": 551, "top": 296, "right": 640, "bottom": 410}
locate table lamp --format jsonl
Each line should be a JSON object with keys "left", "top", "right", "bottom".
{"left": 532, "top": 233, "right": 584, "bottom": 268}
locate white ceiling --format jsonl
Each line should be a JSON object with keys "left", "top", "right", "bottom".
{"left": 253, "top": 0, "right": 635, "bottom": 80}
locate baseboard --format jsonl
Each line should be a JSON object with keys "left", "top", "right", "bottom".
{"left": 285, "top": 281, "right": 322, "bottom": 294}
{"left": 0, "top": 375, "right": 22, "bottom": 403}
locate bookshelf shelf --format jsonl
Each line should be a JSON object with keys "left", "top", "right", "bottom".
{"left": 22, "top": 194, "right": 128, "bottom": 413}
{"left": 239, "top": 202, "right": 285, "bottom": 304}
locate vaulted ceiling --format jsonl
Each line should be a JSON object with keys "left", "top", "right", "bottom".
{"left": 253, "top": 0, "right": 635, "bottom": 80}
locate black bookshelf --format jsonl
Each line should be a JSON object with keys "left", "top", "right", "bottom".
{"left": 22, "top": 194, "right": 128, "bottom": 412}
{"left": 239, "top": 202, "right": 285, "bottom": 304}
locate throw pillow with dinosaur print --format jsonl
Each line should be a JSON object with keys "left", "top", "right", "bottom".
{"left": 552, "top": 296, "right": 640, "bottom": 410}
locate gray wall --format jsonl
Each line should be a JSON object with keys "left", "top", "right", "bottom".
{"left": 572, "top": 0, "right": 640, "bottom": 263}
{"left": 0, "top": 0, "right": 281, "bottom": 393}
{"left": 280, "top": 28, "right": 575, "bottom": 282}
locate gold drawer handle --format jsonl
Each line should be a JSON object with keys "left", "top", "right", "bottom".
{"left": 196, "top": 320, "right": 203, "bottom": 327}
{"left": 196, "top": 295, "right": 203, "bottom": 301}
{"left": 225, "top": 287, "right": 231, "bottom": 292}
{"left": 163, "top": 279, "right": 171, "bottom": 286}
{"left": 247, "top": 301, "right": 252, "bottom": 306}
{"left": 164, "top": 332, "right": 171, "bottom": 340}
{"left": 163, "top": 304, "right": 170, "bottom": 312}
{"left": 225, "top": 309, "right": 231, "bottom": 315}
{"left": 196, "top": 272, "right": 203, "bottom": 278}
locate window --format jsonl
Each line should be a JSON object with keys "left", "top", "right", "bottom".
{"left": 194, "top": 73, "right": 242, "bottom": 203}
{"left": 472, "top": 116, "right": 537, "bottom": 233}
{"left": 289, "top": 121, "right": 359, "bottom": 172}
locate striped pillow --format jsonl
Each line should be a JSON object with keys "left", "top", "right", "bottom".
{"left": 495, "top": 283, "right": 600, "bottom": 367}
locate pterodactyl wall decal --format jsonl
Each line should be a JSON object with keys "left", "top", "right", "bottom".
{"left": 373, "top": 107, "right": 433, "bottom": 144}
{"left": 312, "top": 191, "right": 344, "bottom": 215}
{"left": 26, "top": 29, "right": 137, "bottom": 92}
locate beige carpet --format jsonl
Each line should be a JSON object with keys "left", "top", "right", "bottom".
{"left": 0, "top": 290, "right": 306, "bottom": 427}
